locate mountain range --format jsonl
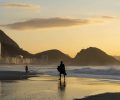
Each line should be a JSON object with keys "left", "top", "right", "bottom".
{"left": 0, "top": 30, "right": 119, "bottom": 65}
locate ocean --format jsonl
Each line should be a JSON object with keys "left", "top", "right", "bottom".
{"left": 1, "top": 65, "right": 120, "bottom": 80}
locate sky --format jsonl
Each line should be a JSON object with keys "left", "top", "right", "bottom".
{"left": 0, "top": 0, "right": 120, "bottom": 57}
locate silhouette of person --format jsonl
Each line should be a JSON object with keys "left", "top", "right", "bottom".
{"left": 25, "top": 65, "right": 28, "bottom": 73}
{"left": 57, "top": 61, "right": 67, "bottom": 80}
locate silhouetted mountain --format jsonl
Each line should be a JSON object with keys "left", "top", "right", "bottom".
{"left": 0, "top": 30, "right": 19, "bottom": 48}
{"left": 0, "top": 30, "right": 32, "bottom": 58}
{"left": 34, "top": 49, "right": 71, "bottom": 64}
{"left": 114, "top": 56, "right": 120, "bottom": 61}
{"left": 0, "top": 30, "right": 119, "bottom": 65}
{"left": 73, "top": 47, "right": 120, "bottom": 65}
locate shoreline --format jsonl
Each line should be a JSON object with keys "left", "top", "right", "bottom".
{"left": 0, "top": 71, "right": 37, "bottom": 80}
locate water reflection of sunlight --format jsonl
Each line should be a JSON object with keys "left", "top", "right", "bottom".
{"left": 58, "top": 80, "right": 66, "bottom": 100}
{"left": 29, "top": 76, "right": 57, "bottom": 81}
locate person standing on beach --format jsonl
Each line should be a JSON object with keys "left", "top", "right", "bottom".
{"left": 57, "top": 61, "right": 67, "bottom": 80}
{"left": 25, "top": 65, "right": 28, "bottom": 73}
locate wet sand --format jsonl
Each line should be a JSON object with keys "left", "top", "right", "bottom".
{"left": 0, "top": 74, "right": 120, "bottom": 100}
{"left": 28, "top": 76, "right": 120, "bottom": 100}
{"left": 1, "top": 75, "right": 120, "bottom": 100}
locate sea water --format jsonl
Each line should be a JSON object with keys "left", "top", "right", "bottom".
{"left": 1, "top": 65, "right": 120, "bottom": 79}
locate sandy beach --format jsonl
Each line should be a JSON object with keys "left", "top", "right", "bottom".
{"left": 0, "top": 75, "right": 120, "bottom": 100}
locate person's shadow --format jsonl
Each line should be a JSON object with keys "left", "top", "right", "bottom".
{"left": 58, "top": 80, "right": 66, "bottom": 99}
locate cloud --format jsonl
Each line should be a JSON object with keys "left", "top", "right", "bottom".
{"left": 1, "top": 17, "right": 89, "bottom": 30}
{"left": 1, "top": 16, "right": 116, "bottom": 30}
{"left": 88, "top": 15, "right": 116, "bottom": 23}
{"left": 0, "top": 3, "right": 40, "bottom": 10}
{"left": 100, "top": 16, "right": 115, "bottom": 19}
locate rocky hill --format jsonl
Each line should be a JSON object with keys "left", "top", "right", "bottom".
{"left": 34, "top": 49, "right": 71, "bottom": 64}
{"left": 0, "top": 30, "right": 32, "bottom": 58}
{"left": 73, "top": 47, "right": 120, "bottom": 65}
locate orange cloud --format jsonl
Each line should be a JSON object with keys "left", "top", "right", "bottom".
{"left": 100, "top": 16, "right": 115, "bottom": 19}
{"left": 1, "top": 16, "right": 116, "bottom": 30}
{"left": 0, "top": 3, "right": 40, "bottom": 10}
{"left": 1, "top": 17, "right": 89, "bottom": 30}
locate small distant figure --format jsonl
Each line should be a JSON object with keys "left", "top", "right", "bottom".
{"left": 25, "top": 65, "right": 28, "bottom": 73}
{"left": 57, "top": 61, "right": 67, "bottom": 80}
